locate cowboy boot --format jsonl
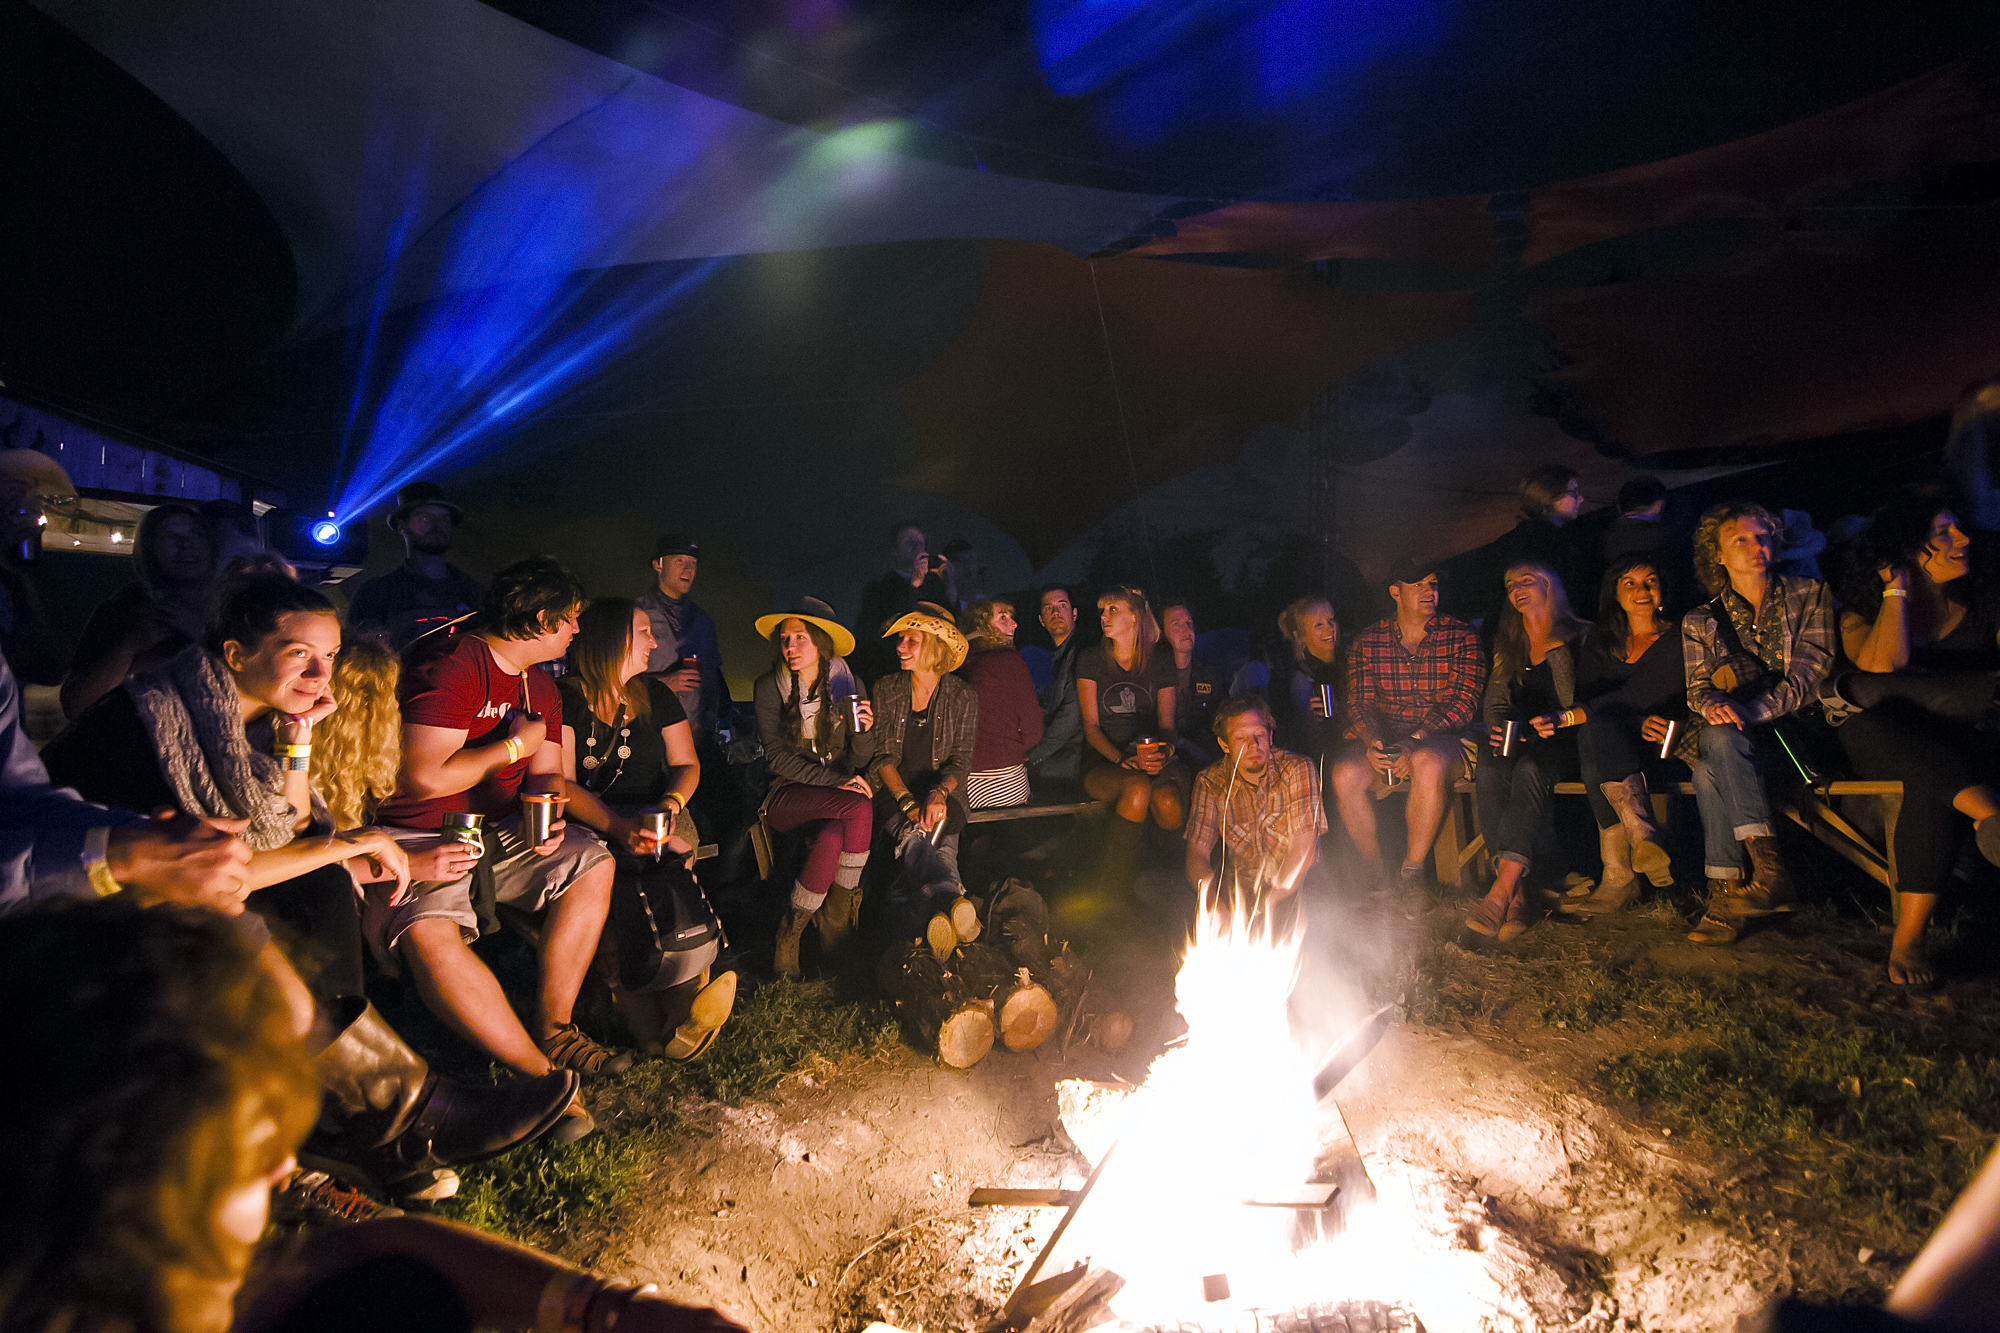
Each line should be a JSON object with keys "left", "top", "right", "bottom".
{"left": 773, "top": 903, "right": 813, "bottom": 980}
{"left": 301, "top": 999, "right": 578, "bottom": 1197}
{"left": 1741, "top": 836, "right": 1798, "bottom": 916}
{"left": 1568, "top": 826, "right": 1638, "bottom": 916}
{"left": 1601, "top": 774, "right": 1671, "bottom": 886}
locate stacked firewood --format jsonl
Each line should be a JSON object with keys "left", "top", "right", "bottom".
{"left": 875, "top": 878, "right": 1131, "bottom": 1069}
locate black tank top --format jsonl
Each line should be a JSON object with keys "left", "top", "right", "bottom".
{"left": 1908, "top": 590, "right": 2000, "bottom": 673}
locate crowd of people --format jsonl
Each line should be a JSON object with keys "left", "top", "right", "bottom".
{"left": 10, "top": 434, "right": 2000, "bottom": 1329}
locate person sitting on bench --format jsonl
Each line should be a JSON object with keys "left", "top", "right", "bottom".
{"left": 752, "top": 599, "right": 876, "bottom": 979}
{"left": 1681, "top": 502, "right": 1835, "bottom": 946}
{"left": 957, "top": 597, "right": 1043, "bottom": 810}
{"left": 1184, "top": 695, "right": 1325, "bottom": 934}
{"left": 1078, "top": 585, "right": 1184, "bottom": 895}
{"left": 1828, "top": 489, "right": 2000, "bottom": 988}
{"left": 1330, "top": 554, "right": 1485, "bottom": 895}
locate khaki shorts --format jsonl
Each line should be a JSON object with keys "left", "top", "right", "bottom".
{"left": 367, "top": 820, "right": 612, "bottom": 968}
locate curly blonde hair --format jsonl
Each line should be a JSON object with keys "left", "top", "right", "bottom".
{"left": 1691, "top": 500, "right": 1779, "bottom": 598}
{"left": 311, "top": 638, "right": 403, "bottom": 828}
{"left": 963, "top": 598, "right": 1015, "bottom": 650}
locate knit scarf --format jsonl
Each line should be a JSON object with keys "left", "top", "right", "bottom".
{"left": 127, "top": 645, "right": 304, "bottom": 852}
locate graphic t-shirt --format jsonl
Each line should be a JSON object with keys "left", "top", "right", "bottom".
{"left": 1078, "top": 642, "right": 1178, "bottom": 749}
{"left": 377, "top": 635, "right": 563, "bottom": 829}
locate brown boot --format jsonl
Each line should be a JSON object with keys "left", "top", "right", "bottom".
{"left": 1601, "top": 775, "right": 1672, "bottom": 886}
{"left": 1568, "top": 826, "right": 1638, "bottom": 916}
{"left": 1741, "top": 836, "right": 1798, "bottom": 916}
{"left": 818, "top": 883, "right": 861, "bottom": 955}
{"left": 773, "top": 905, "right": 813, "bottom": 980}
{"left": 1687, "top": 878, "right": 1746, "bottom": 944}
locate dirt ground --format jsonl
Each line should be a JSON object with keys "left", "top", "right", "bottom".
{"left": 540, "top": 824, "right": 2000, "bottom": 1333}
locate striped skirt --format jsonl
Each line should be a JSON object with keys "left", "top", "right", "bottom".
{"left": 964, "top": 764, "right": 1032, "bottom": 810}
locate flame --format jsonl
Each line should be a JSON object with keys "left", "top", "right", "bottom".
{"left": 1047, "top": 901, "right": 1512, "bottom": 1331}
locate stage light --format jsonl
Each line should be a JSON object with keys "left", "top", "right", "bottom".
{"left": 310, "top": 519, "right": 343, "bottom": 546}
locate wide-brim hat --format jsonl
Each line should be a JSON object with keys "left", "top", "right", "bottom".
{"left": 388, "top": 480, "right": 465, "bottom": 529}
{"left": 884, "top": 601, "right": 968, "bottom": 672}
{"left": 755, "top": 596, "right": 856, "bottom": 659}
{"left": 0, "top": 448, "right": 76, "bottom": 501}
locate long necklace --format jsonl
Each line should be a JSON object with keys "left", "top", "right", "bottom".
{"left": 580, "top": 701, "right": 631, "bottom": 792}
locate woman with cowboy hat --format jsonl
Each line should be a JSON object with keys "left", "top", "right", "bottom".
{"left": 753, "top": 599, "right": 877, "bottom": 979}
{"left": 866, "top": 603, "right": 980, "bottom": 945}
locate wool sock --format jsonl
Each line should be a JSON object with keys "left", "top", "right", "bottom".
{"left": 834, "top": 851, "right": 868, "bottom": 890}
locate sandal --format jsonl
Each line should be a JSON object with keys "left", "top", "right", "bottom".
{"left": 1686, "top": 911, "right": 1740, "bottom": 945}
{"left": 663, "top": 971, "right": 737, "bottom": 1061}
{"left": 540, "top": 1022, "right": 634, "bottom": 1075}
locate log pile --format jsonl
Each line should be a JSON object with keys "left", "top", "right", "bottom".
{"left": 878, "top": 878, "right": 1130, "bottom": 1069}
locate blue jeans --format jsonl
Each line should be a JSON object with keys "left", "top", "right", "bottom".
{"left": 1474, "top": 741, "right": 1571, "bottom": 871}
{"left": 1688, "top": 723, "right": 1775, "bottom": 879}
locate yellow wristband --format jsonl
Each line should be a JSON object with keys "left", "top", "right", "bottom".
{"left": 503, "top": 736, "right": 523, "bottom": 764}
{"left": 86, "top": 851, "right": 122, "bottom": 899}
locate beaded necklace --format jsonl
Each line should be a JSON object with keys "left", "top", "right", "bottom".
{"left": 579, "top": 700, "right": 631, "bottom": 793}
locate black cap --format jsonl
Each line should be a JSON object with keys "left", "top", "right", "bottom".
{"left": 1385, "top": 552, "right": 1441, "bottom": 588}
{"left": 653, "top": 532, "right": 699, "bottom": 560}
{"left": 387, "top": 481, "right": 464, "bottom": 528}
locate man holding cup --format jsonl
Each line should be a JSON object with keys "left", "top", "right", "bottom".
{"left": 375, "top": 557, "right": 624, "bottom": 1139}
{"left": 1328, "top": 554, "right": 1486, "bottom": 895}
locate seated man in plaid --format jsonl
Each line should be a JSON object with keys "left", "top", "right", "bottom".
{"left": 1329, "top": 553, "right": 1487, "bottom": 894}
{"left": 1184, "top": 695, "right": 1326, "bottom": 929}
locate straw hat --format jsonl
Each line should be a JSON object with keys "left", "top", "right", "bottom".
{"left": 754, "top": 597, "right": 856, "bottom": 659}
{"left": 884, "top": 601, "right": 968, "bottom": 672}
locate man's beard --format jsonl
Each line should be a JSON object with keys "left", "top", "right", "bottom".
{"left": 410, "top": 532, "right": 452, "bottom": 556}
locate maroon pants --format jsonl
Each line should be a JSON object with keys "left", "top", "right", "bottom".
{"left": 764, "top": 782, "right": 873, "bottom": 896}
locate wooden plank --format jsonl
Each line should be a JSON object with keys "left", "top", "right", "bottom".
{"left": 971, "top": 1188, "right": 1082, "bottom": 1207}
{"left": 1243, "top": 1183, "right": 1339, "bottom": 1209}
{"left": 969, "top": 801, "right": 1109, "bottom": 824}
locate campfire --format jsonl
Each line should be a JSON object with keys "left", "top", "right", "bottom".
{"left": 966, "top": 902, "right": 1531, "bottom": 1333}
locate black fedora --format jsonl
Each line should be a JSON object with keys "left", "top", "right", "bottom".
{"left": 387, "top": 481, "right": 465, "bottom": 529}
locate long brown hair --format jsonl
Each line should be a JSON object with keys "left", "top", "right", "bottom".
{"left": 769, "top": 618, "right": 840, "bottom": 753}
{"left": 1492, "top": 562, "right": 1587, "bottom": 682}
{"left": 1097, "top": 585, "right": 1159, "bottom": 671}
{"left": 963, "top": 598, "right": 1014, "bottom": 651}
{"left": 569, "top": 598, "right": 651, "bottom": 726}
{"left": 1592, "top": 555, "right": 1671, "bottom": 659}
{"left": 311, "top": 638, "right": 402, "bottom": 828}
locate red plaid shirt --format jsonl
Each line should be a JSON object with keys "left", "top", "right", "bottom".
{"left": 1343, "top": 615, "right": 1485, "bottom": 744}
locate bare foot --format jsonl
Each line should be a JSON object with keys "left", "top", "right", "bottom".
{"left": 1888, "top": 940, "right": 1936, "bottom": 989}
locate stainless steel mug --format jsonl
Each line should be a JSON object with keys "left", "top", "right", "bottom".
{"left": 521, "top": 792, "right": 559, "bottom": 845}
{"left": 440, "top": 811, "right": 485, "bottom": 858}
{"left": 1315, "top": 683, "right": 1335, "bottom": 719}
{"left": 845, "top": 695, "right": 866, "bottom": 732}
{"left": 1499, "top": 720, "right": 1518, "bottom": 758}
{"left": 641, "top": 808, "right": 672, "bottom": 861}
{"left": 1657, "top": 718, "right": 1678, "bottom": 760}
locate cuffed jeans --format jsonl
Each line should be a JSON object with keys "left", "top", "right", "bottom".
{"left": 1473, "top": 740, "right": 1572, "bottom": 871}
{"left": 1689, "top": 723, "right": 1774, "bottom": 879}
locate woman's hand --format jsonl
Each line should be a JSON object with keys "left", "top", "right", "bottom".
{"left": 921, "top": 790, "right": 949, "bottom": 834}
{"left": 1529, "top": 714, "right": 1558, "bottom": 739}
{"left": 1120, "top": 752, "right": 1148, "bottom": 772}
{"left": 607, "top": 813, "right": 657, "bottom": 858}
{"left": 338, "top": 828, "right": 412, "bottom": 903}
{"left": 850, "top": 699, "right": 873, "bottom": 732}
{"left": 1640, "top": 714, "right": 1673, "bottom": 743}
{"left": 403, "top": 837, "right": 482, "bottom": 888}
{"left": 1487, "top": 723, "right": 1509, "bottom": 750}
{"left": 1880, "top": 564, "right": 1910, "bottom": 593}
{"left": 279, "top": 691, "right": 338, "bottom": 745}
{"left": 1307, "top": 692, "right": 1327, "bottom": 718}
{"left": 839, "top": 774, "right": 873, "bottom": 797}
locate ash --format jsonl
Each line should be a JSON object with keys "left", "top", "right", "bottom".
{"left": 1137, "top": 1299, "right": 1425, "bottom": 1333}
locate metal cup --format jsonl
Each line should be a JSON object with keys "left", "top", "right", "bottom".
{"left": 640, "top": 808, "right": 672, "bottom": 861}
{"left": 521, "top": 792, "right": 559, "bottom": 846}
{"left": 845, "top": 695, "right": 866, "bottom": 732}
{"left": 1315, "top": 683, "right": 1335, "bottom": 719}
{"left": 1657, "top": 718, "right": 1679, "bottom": 760}
{"left": 440, "top": 811, "right": 485, "bottom": 856}
{"left": 1498, "top": 720, "right": 1518, "bottom": 758}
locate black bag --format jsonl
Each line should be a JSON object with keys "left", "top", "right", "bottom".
{"left": 608, "top": 856, "right": 723, "bottom": 992}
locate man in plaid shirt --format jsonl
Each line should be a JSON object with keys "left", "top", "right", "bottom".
{"left": 1185, "top": 696, "right": 1325, "bottom": 927}
{"left": 1680, "top": 501, "right": 1834, "bottom": 944}
{"left": 1330, "top": 554, "right": 1486, "bottom": 892}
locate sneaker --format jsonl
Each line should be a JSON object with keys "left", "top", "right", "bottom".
{"left": 273, "top": 1170, "right": 402, "bottom": 1225}
{"left": 540, "top": 1022, "right": 634, "bottom": 1075}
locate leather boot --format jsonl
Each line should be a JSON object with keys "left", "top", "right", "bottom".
{"left": 1601, "top": 775, "right": 1671, "bottom": 886}
{"left": 1741, "top": 836, "right": 1798, "bottom": 916}
{"left": 1567, "top": 826, "right": 1637, "bottom": 916}
{"left": 1688, "top": 878, "right": 1747, "bottom": 944}
{"left": 817, "top": 885, "right": 860, "bottom": 955}
{"left": 773, "top": 905, "right": 813, "bottom": 980}
{"left": 301, "top": 999, "right": 578, "bottom": 1196}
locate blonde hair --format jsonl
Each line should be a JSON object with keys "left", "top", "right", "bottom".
{"left": 904, "top": 630, "right": 954, "bottom": 674}
{"left": 964, "top": 598, "right": 1014, "bottom": 650}
{"left": 1097, "top": 585, "right": 1159, "bottom": 671}
{"left": 311, "top": 639, "right": 402, "bottom": 828}
{"left": 0, "top": 903, "right": 317, "bottom": 1333}
{"left": 1492, "top": 562, "right": 1587, "bottom": 683}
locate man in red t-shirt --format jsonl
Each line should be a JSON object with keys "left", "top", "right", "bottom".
{"left": 373, "top": 557, "right": 624, "bottom": 1135}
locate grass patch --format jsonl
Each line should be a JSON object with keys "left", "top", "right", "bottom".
{"left": 439, "top": 979, "right": 899, "bottom": 1248}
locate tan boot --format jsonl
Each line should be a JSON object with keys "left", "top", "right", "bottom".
{"left": 1568, "top": 826, "right": 1638, "bottom": 916}
{"left": 818, "top": 883, "right": 861, "bottom": 954}
{"left": 773, "top": 906, "right": 813, "bottom": 980}
{"left": 1688, "top": 878, "right": 1747, "bottom": 944}
{"left": 1741, "top": 836, "right": 1798, "bottom": 916}
{"left": 1601, "top": 775, "right": 1671, "bottom": 886}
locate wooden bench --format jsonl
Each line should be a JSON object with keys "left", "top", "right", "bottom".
{"left": 748, "top": 802, "right": 1111, "bottom": 879}
{"left": 1431, "top": 776, "right": 1906, "bottom": 907}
